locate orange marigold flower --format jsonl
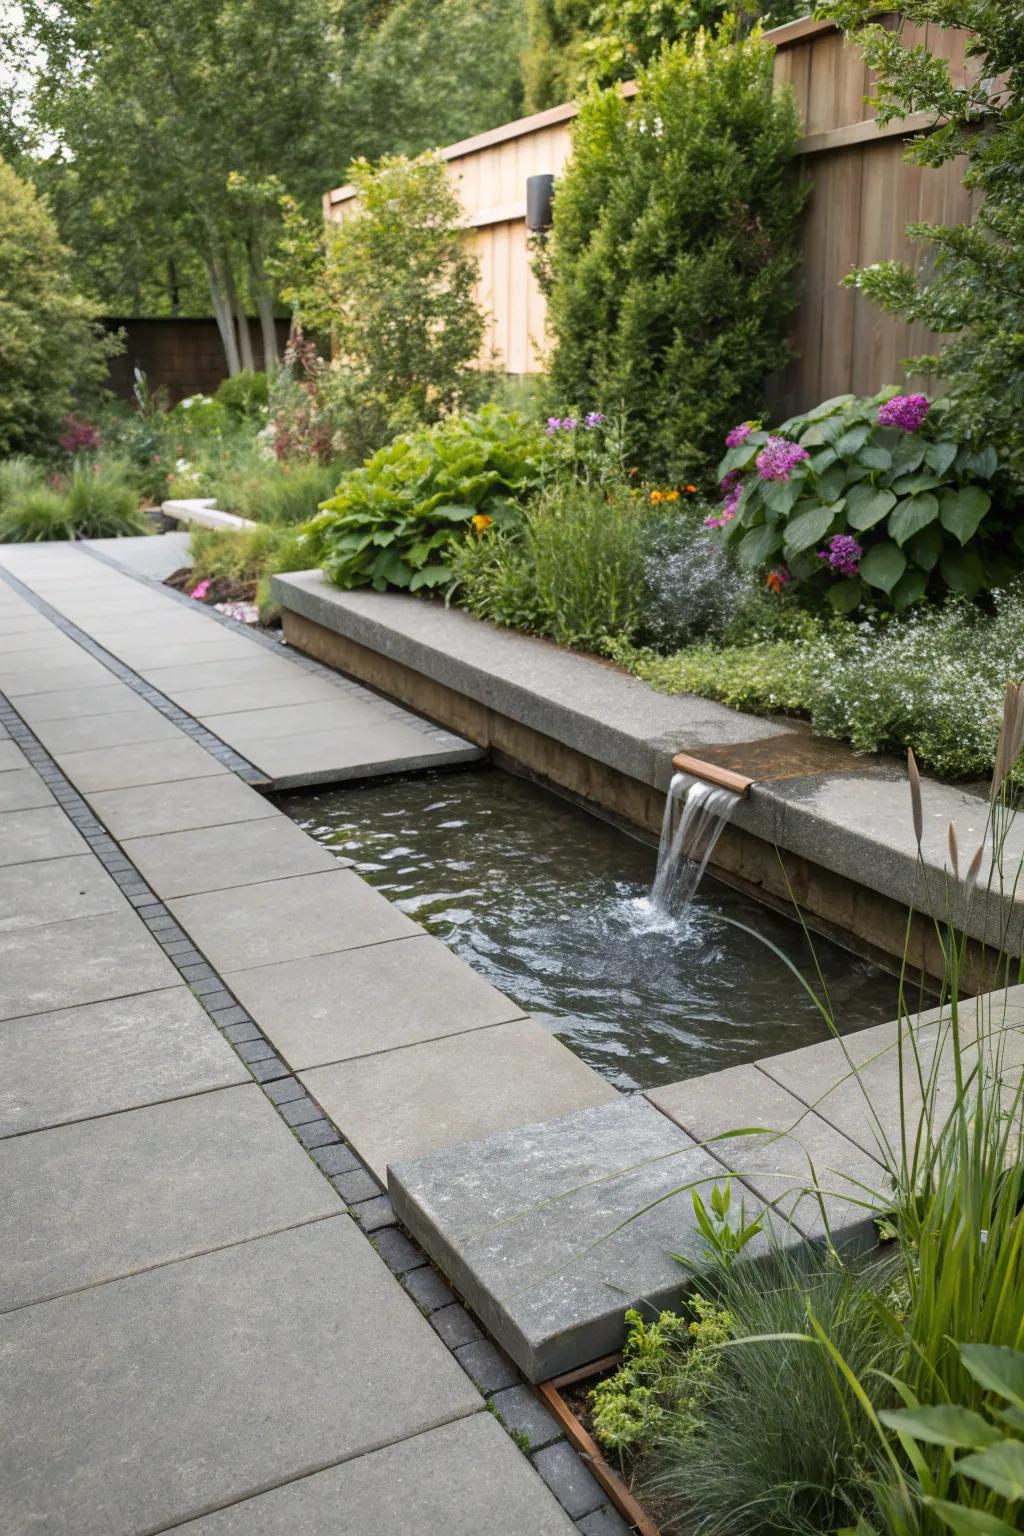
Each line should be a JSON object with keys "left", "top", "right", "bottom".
{"left": 664, "top": 489, "right": 680, "bottom": 501}
{"left": 685, "top": 484, "right": 698, "bottom": 493}
{"left": 471, "top": 513, "right": 494, "bottom": 533}
{"left": 766, "top": 569, "right": 785, "bottom": 594}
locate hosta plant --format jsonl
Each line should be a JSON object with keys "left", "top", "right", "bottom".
{"left": 308, "top": 406, "right": 547, "bottom": 593}
{"left": 714, "top": 390, "right": 1009, "bottom": 611}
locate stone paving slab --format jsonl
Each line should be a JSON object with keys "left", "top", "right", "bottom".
{"left": 0, "top": 986, "right": 248, "bottom": 1136}
{"left": 390, "top": 1096, "right": 768, "bottom": 1381}
{"left": 83, "top": 531, "right": 192, "bottom": 580}
{"left": 0, "top": 909, "right": 180, "bottom": 1020}
{"left": 13, "top": 681, "right": 153, "bottom": 722}
{"left": 56, "top": 735, "right": 230, "bottom": 791}
{"left": 648, "top": 1063, "right": 886, "bottom": 1246}
{"left": 0, "top": 1217, "right": 481, "bottom": 1536}
{"left": 0, "top": 628, "right": 73, "bottom": 654}
{"left": 30, "top": 705, "right": 183, "bottom": 754}
{"left": 169, "top": 673, "right": 362, "bottom": 717}
{"left": 303, "top": 1018, "right": 618, "bottom": 1184}
{"left": 200, "top": 697, "right": 390, "bottom": 741}
{"left": 0, "top": 613, "right": 53, "bottom": 635}
{"left": 240, "top": 722, "right": 483, "bottom": 787}
{"left": 176, "top": 1414, "right": 577, "bottom": 1536}
{"left": 0, "top": 805, "right": 89, "bottom": 866}
{"left": 0, "top": 740, "right": 27, "bottom": 771}
{"left": 142, "top": 655, "right": 305, "bottom": 693}
{"left": 0, "top": 659, "right": 114, "bottom": 695}
{"left": 112, "top": 637, "right": 266, "bottom": 670}
{"left": 226, "top": 934, "right": 527, "bottom": 1070}
{"left": 124, "top": 816, "right": 340, "bottom": 898}
{"left": 87, "top": 774, "right": 278, "bottom": 839}
{"left": 0, "top": 1084, "right": 341, "bottom": 1310}
{"left": 0, "top": 765, "right": 54, "bottom": 812}
{"left": 0, "top": 852, "right": 127, "bottom": 932}
{"left": 169, "top": 868, "right": 420, "bottom": 972}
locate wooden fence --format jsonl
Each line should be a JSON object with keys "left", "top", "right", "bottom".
{"left": 324, "top": 16, "right": 975, "bottom": 413}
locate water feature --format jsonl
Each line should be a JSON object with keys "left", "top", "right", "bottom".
{"left": 651, "top": 772, "right": 740, "bottom": 916}
{"left": 282, "top": 765, "right": 902, "bottom": 1092}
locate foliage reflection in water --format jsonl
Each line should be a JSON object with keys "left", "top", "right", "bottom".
{"left": 284, "top": 766, "right": 900, "bottom": 1091}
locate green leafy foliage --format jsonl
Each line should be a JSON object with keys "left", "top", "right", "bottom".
{"left": 721, "top": 391, "right": 1011, "bottom": 609}
{"left": 309, "top": 407, "right": 547, "bottom": 592}
{"left": 817, "top": 0, "right": 1024, "bottom": 490}
{"left": 212, "top": 371, "right": 269, "bottom": 421}
{"left": 278, "top": 153, "right": 486, "bottom": 460}
{"left": 0, "top": 158, "right": 118, "bottom": 455}
{"left": 209, "top": 456, "right": 345, "bottom": 525}
{"left": 541, "top": 21, "right": 806, "bottom": 480}
{"left": 188, "top": 523, "right": 317, "bottom": 621}
{"left": 0, "top": 459, "right": 149, "bottom": 541}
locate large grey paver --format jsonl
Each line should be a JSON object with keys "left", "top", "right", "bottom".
{"left": 141, "top": 655, "right": 302, "bottom": 692}
{"left": 0, "top": 1084, "right": 340, "bottom": 1310}
{"left": 0, "top": 659, "right": 114, "bottom": 695}
{"left": 0, "top": 986, "right": 247, "bottom": 1136}
{"left": 303, "top": 1017, "right": 618, "bottom": 1183}
{"left": 13, "top": 681, "right": 153, "bottom": 722}
{"left": 31, "top": 705, "right": 183, "bottom": 753}
{"left": 113, "top": 637, "right": 267, "bottom": 670}
{"left": 0, "top": 766, "right": 54, "bottom": 812}
{"left": 390, "top": 1096, "right": 766, "bottom": 1381}
{"left": 0, "top": 613, "right": 53, "bottom": 635}
{"left": 86, "top": 773, "right": 278, "bottom": 838}
{"left": 0, "top": 909, "right": 179, "bottom": 1019}
{"left": 177, "top": 1414, "right": 576, "bottom": 1535}
{"left": 168, "top": 673, "right": 361, "bottom": 716}
{"left": 56, "top": 735, "right": 230, "bottom": 791}
{"left": 226, "top": 934, "right": 527, "bottom": 1069}
{"left": 0, "top": 629, "right": 71, "bottom": 655}
{"left": 83, "top": 531, "right": 192, "bottom": 580}
{"left": 124, "top": 816, "right": 340, "bottom": 898}
{"left": 0, "top": 1217, "right": 480, "bottom": 1536}
{"left": 200, "top": 697, "right": 390, "bottom": 741}
{"left": 241, "top": 722, "right": 482, "bottom": 787}
{"left": 0, "top": 805, "right": 89, "bottom": 866}
{"left": 0, "top": 741, "right": 27, "bottom": 771}
{"left": 648, "top": 1064, "right": 887, "bottom": 1246}
{"left": 0, "top": 853, "right": 126, "bottom": 931}
{"left": 0, "top": 639, "right": 92, "bottom": 671}
{"left": 169, "top": 868, "right": 420, "bottom": 972}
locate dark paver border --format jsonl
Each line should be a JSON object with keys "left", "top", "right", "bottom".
{"left": 0, "top": 683, "right": 609, "bottom": 1531}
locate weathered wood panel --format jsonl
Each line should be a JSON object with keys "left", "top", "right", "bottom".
{"left": 324, "top": 16, "right": 974, "bottom": 412}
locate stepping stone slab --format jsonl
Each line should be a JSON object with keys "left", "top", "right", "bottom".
{"left": 0, "top": 766, "right": 54, "bottom": 813}
{"left": 168, "top": 674, "right": 367, "bottom": 717}
{"left": 302, "top": 1017, "right": 618, "bottom": 1184}
{"left": 13, "top": 683, "right": 153, "bottom": 722}
{"left": 241, "top": 721, "right": 481, "bottom": 788}
{"left": 0, "top": 806, "right": 89, "bottom": 866}
{"left": 175, "top": 1413, "right": 577, "bottom": 1535}
{"left": 200, "top": 697, "right": 391, "bottom": 742}
{"left": 123, "top": 817, "right": 340, "bottom": 898}
{"left": 648, "top": 1063, "right": 886, "bottom": 1247}
{"left": 226, "top": 933, "right": 526, "bottom": 1069}
{"left": 0, "top": 853, "right": 126, "bottom": 932}
{"left": 0, "top": 1083, "right": 340, "bottom": 1310}
{"left": 56, "top": 736, "right": 229, "bottom": 792}
{"left": 389, "top": 1096, "right": 772, "bottom": 1381}
{"left": 31, "top": 706, "right": 183, "bottom": 754}
{"left": 87, "top": 774, "right": 278, "bottom": 839}
{"left": 0, "top": 908, "right": 179, "bottom": 1019}
{"left": 0, "top": 985, "right": 247, "bottom": 1136}
{"left": 168, "top": 868, "right": 419, "bottom": 972}
{"left": 0, "top": 1217, "right": 480, "bottom": 1536}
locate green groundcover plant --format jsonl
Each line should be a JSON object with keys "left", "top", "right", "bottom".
{"left": 714, "top": 390, "right": 1011, "bottom": 611}
{"left": 0, "top": 457, "right": 150, "bottom": 542}
{"left": 308, "top": 406, "right": 547, "bottom": 592}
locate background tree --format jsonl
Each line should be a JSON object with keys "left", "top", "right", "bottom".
{"left": 541, "top": 22, "right": 807, "bottom": 480}
{"left": 0, "top": 159, "right": 117, "bottom": 454}
{"left": 819, "top": 0, "right": 1024, "bottom": 490}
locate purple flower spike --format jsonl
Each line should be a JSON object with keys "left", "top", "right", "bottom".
{"left": 878, "top": 394, "right": 930, "bottom": 432}
{"left": 545, "top": 417, "right": 562, "bottom": 435}
{"left": 561, "top": 417, "right": 578, "bottom": 431}
{"left": 818, "top": 533, "right": 863, "bottom": 577}
{"left": 584, "top": 411, "right": 605, "bottom": 429}
{"left": 726, "top": 422, "right": 753, "bottom": 448}
{"left": 756, "top": 436, "right": 809, "bottom": 482}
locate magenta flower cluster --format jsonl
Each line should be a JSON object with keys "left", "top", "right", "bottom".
{"left": 60, "top": 414, "right": 101, "bottom": 455}
{"left": 756, "top": 436, "right": 809, "bottom": 482}
{"left": 725, "top": 422, "right": 753, "bottom": 448}
{"left": 705, "top": 469, "right": 744, "bottom": 529}
{"left": 877, "top": 394, "right": 929, "bottom": 432}
{"left": 546, "top": 412, "right": 605, "bottom": 435}
{"left": 818, "top": 533, "right": 863, "bottom": 577}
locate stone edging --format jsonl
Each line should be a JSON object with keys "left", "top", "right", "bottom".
{"left": 161, "top": 497, "right": 257, "bottom": 532}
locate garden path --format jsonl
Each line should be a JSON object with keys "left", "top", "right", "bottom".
{"left": 0, "top": 537, "right": 612, "bottom": 1535}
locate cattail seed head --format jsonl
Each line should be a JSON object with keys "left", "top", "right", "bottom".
{"left": 908, "top": 748, "right": 923, "bottom": 847}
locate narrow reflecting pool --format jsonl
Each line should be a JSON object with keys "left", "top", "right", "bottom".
{"left": 283, "top": 766, "right": 902, "bottom": 1091}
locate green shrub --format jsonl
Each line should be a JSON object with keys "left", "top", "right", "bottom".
{"left": 609, "top": 631, "right": 820, "bottom": 715}
{"left": 0, "top": 160, "right": 118, "bottom": 456}
{"left": 309, "top": 407, "right": 547, "bottom": 593}
{"left": 718, "top": 390, "right": 1011, "bottom": 611}
{"left": 0, "top": 486, "right": 75, "bottom": 542}
{"left": 0, "top": 459, "right": 149, "bottom": 542}
{"left": 541, "top": 21, "right": 806, "bottom": 480}
{"left": 212, "top": 370, "right": 269, "bottom": 420}
{"left": 209, "top": 456, "right": 344, "bottom": 525}
{"left": 279, "top": 152, "right": 486, "bottom": 459}
{"left": 188, "top": 523, "right": 316, "bottom": 621}
{"left": 0, "top": 457, "right": 44, "bottom": 511}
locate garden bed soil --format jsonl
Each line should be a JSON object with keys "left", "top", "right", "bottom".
{"left": 165, "top": 566, "right": 278, "bottom": 626}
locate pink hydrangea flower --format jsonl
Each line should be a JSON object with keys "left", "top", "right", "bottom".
{"left": 756, "top": 437, "right": 809, "bottom": 482}
{"left": 817, "top": 533, "right": 862, "bottom": 577}
{"left": 878, "top": 394, "right": 930, "bottom": 432}
{"left": 725, "top": 422, "right": 753, "bottom": 448}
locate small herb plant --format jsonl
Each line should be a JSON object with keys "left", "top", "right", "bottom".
{"left": 714, "top": 390, "right": 1008, "bottom": 610}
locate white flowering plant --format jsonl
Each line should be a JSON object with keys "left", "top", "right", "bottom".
{"left": 713, "top": 388, "right": 1010, "bottom": 611}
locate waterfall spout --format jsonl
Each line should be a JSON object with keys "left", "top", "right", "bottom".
{"left": 652, "top": 772, "right": 740, "bottom": 916}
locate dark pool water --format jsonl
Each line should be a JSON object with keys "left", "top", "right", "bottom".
{"left": 283, "top": 767, "right": 901, "bottom": 1091}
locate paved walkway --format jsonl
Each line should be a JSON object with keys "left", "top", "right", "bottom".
{"left": 0, "top": 539, "right": 614, "bottom": 1535}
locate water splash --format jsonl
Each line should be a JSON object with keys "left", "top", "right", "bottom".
{"left": 651, "top": 772, "right": 740, "bottom": 916}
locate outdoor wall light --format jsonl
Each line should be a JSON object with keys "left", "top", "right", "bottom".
{"left": 525, "top": 173, "right": 555, "bottom": 232}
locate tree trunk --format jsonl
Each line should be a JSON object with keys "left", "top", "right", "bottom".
{"left": 248, "top": 242, "right": 279, "bottom": 374}
{"left": 224, "top": 259, "right": 256, "bottom": 373}
{"left": 168, "top": 257, "right": 181, "bottom": 316}
{"left": 205, "top": 251, "right": 242, "bottom": 376}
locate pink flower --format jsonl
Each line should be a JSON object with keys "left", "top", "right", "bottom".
{"left": 726, "top": 422, "right": 753, "bottom": 448}
{"left": 756, "top": 437, "right": 809, "bottom": 482}
{"left": 189, "top": 579, "right": 211, "bottom": 600}
{"left": 878, "top": 394, "right": 929, "bottom": 432}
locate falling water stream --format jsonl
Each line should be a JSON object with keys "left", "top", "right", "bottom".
{"left": 283, "top": 766, "right": 900, "bottom": 1092}
{"left": 651, "top": 773, "right": 740, "bottom": 916}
